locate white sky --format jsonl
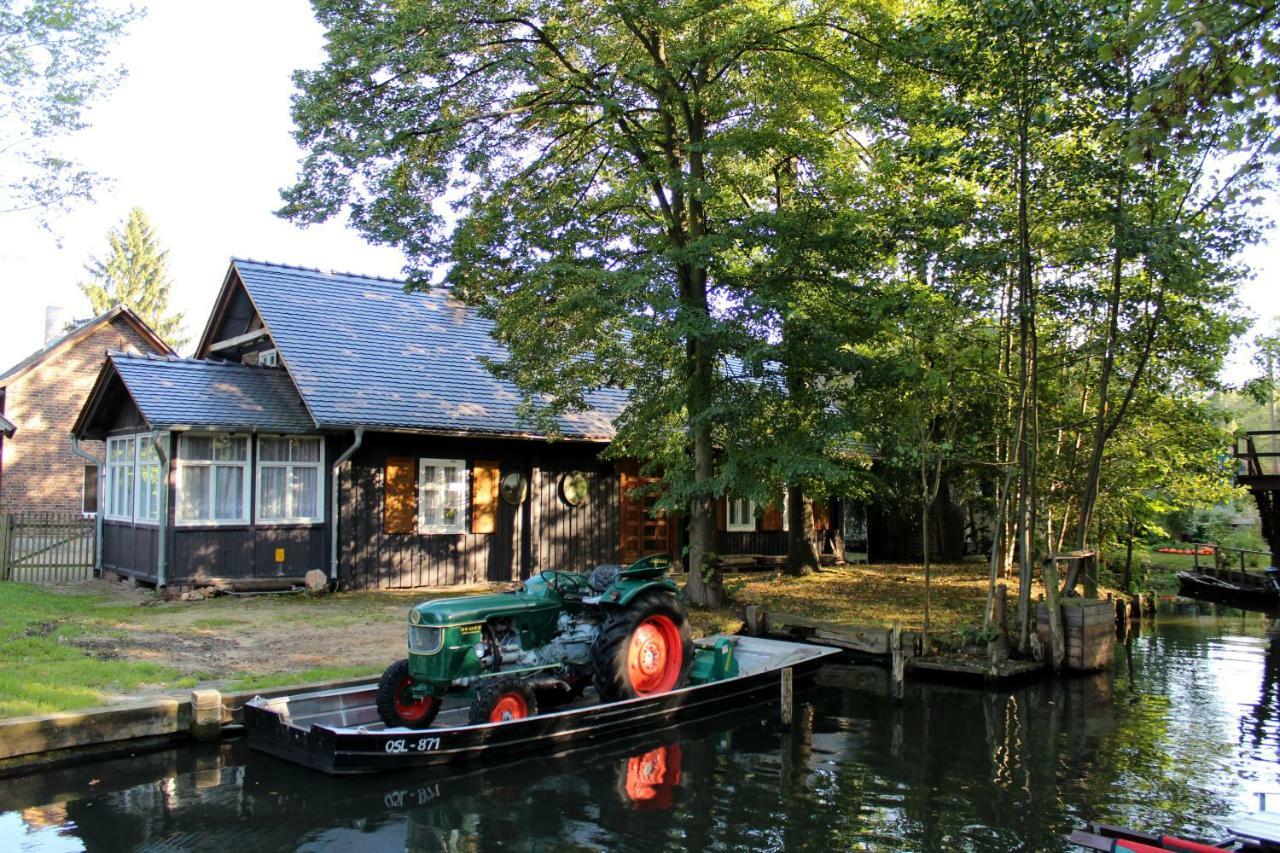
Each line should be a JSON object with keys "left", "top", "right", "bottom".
{"left": 0, "top": 0, "right": 1276, "bottom": 381}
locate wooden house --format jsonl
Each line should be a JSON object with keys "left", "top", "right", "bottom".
{"left": 73, "top": 259, "right": 852, "bottom": 590}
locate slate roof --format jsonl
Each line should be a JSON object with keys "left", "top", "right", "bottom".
{"left": 229, "top": 259, "right": 625, "bottom": 440}
{"left": 106, "top": 353, "right": 316, "bottom": 432}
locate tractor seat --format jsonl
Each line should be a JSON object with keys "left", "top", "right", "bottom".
{"left": 588, "top": 564, "right": 624, "bottom": 593}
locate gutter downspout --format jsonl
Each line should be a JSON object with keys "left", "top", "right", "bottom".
{"left": 330, "top": 428, "right": 364, "bottom": 583}
{"left": 70, "top": 436, "right": 104, "bottom": 575}
{"left": 152, "top": 432, "right": 170, "bottom": 588}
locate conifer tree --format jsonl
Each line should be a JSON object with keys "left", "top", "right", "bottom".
{"left": 79, "top": 207, "right": 186, "bottom": 349}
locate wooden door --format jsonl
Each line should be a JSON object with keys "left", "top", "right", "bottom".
{"left": 618, "top": 462, "right": 676, "bottom": 564}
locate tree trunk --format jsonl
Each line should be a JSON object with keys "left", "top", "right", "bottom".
{"left": 685, "top": 419, "right": 722, "bottom": 607}
{"left": 785, "top": 485, "right": 819, "bottom": 576}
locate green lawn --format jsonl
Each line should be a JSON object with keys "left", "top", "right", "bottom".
{"left": 0, "top": 583, "right": 188, "bottom": 718}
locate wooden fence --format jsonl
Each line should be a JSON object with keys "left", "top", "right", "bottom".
{"left": 0, "top": 512, "right": 96, "bottom": 583}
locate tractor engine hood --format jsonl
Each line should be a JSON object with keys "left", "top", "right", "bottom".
{"left": 409, "top": 593, "right": 560, "bottom": 628}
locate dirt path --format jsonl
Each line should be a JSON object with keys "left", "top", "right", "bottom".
{"left": 62, "top": 579, "right": 501, "bottom": 694}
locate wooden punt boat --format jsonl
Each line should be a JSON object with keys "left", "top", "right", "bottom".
{"left": 1177, "top": 570, "right": 1280, "bottom": 611}
{"left": 243, "top": 634, "right": 837, "bottom": 775}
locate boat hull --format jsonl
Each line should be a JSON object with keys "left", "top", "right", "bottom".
{"left": 244, "top": 635, "right": 837, "bottom": 775}
{"left": 1177, "top": 571, "right": 1279, "bottom": 611}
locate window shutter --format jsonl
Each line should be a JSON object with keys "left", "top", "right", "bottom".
{"left": 812, "top": 498, "right": 830, "bottom": 531}
{"left": 716, "top": 497, "right": 727, "bottom": 531}
{"left": 619, "top": 461, "right": 641, "bottom": 561}
{"left": 385, "top": 457, "right": 416, "bottom": 534}
{"left": 761, "top": 501, "right": 782, "bottom": 531}
{"left": 472, "top": 460, "right": 500, "bottom": 534}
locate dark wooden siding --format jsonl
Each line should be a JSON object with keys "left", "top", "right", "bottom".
{"left": 718, "top": 530, "right": 788, "bottom": 556}
{"left": 341, "top": 434, "right": 618, "bottom": 590}
{"left": 103, "top": 520, "right": 159, "bottom": 580}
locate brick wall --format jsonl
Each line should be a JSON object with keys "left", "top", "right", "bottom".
{"left": 0, "top": 318, "right": 165, "bottom": 514}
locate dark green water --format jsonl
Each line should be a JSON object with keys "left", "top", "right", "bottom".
{"left": 3, "top": 601, "right": 1277, "bottom": 852}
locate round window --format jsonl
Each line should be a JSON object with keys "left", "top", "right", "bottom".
{"left": 500, "top": 471, "right": 528, "bottom": 505}
{"left": 560, "top": 471, "right": 589, "bottom": 506}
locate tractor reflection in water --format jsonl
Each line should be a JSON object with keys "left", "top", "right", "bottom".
{"left": 622, "top": 744, "right": 683, "bottom": 811}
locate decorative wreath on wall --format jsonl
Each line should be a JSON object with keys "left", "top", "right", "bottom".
{"left": 560, "top": 471, "right": 590, "bottom": 506}
{"left": 500, "top": 471, "right": 528, "bottom": 505}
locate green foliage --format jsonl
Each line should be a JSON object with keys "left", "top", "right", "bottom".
{"left": 0, "top": 0, "right": 141, "bottom": 227}
{"left": 79, "top": 207, "right": 188, "bottom": 348}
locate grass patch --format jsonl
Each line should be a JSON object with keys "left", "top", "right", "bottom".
{"left": 190, "top": 617, "right": 251, "bottom": 631}
{"left": 0, "top": 583, "right": 187, "bottom": 717}
{"left": 225, "top": 665, "right": 384, "bottom": 692}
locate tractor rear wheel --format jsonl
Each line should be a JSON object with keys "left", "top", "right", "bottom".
{"left": 469, "top": 676, "right": 539, "bottom": 724}
{"left": 376, "top": 658, "right": 440, "bottom": 729}
{"left": 590, "top": 590, "right": 693, "bottom": 702}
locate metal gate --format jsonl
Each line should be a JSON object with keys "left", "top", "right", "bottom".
{"left": 0, "top": 512, "right": 96, "bottom": 583}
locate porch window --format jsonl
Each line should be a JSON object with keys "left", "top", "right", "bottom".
{"left": 82, "top": 464, "right": 99, "bottom": 516}
{"left": 104, "top": 436, "right": 134, "bottom": 521}
{"left": 727, "top": 497, "right": 756, "bottom": 532}
{"left": 134, "top": 440, "right": 162, "bottom": 523}
{"left": 257, "top": 436, "right": 324, "bottom": 524}
{"left": 176, "top": 434, "right": 249, "bottom": 525}
{"left": 418, "top": 458, "right": 467, "bottom": 534}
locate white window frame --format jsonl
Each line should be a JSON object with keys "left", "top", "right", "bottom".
{"left": 417, "top": 458, "right": 469, "bottom": 535}
{"left": 727, "top": 497, "right": 756, "bottom": 532}
{"left": 133, "top": 439, "right": 161, "bottom": 526}
{"left": 104, "top": 436, "right": 136, "bottom": 522}
{"left": 174, "top": 433, "right": 251, "bottom": 527}
{"left": 255, "top": 436, "right": 325, "bottom": 525}
{"left": 782, "top": 491, "right": 790, "bottom": 532}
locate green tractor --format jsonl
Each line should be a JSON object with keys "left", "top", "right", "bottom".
{"left": 377, "top": 554, "right": 695, "bottom": 728}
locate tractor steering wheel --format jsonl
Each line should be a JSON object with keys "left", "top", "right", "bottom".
{"left": 539, "top": 568, "right": 561, "bottom": 594}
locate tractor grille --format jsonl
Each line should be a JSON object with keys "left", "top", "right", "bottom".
{"left": 408, "top": 625, "right": 443, "bottom": 654}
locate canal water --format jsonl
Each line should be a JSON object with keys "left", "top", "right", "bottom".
{"left": 2, "top": 601, "right": 1276, "bottom": 852}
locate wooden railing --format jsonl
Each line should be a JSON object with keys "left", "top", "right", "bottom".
{"left": 1190, "top": 542, "right": 1273, "bottom": 585}
{"left": 1237, "top": 430, "right": 1280, "bottom": 478}
{"left": 0, "top": 512, "right": 96, "bottom": 583}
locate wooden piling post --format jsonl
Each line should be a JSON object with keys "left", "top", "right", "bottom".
{"left": 780, "top": 668, "right": 794, "bottom": 727}
{"left": 190, "top": 689, "right": 223, "bottom": 742}
{"left": 890, "top": 622, "right": 905, "bottom": 703}
{"left": 744, "top": 605, "right": 768, "bottom": 638}
{"left": 1114, "top": 596, "right": 1127, "bottom": 635}
{"left": 1042, "top": 556, "right": 1066, "bottom": 673}
{"left": 1128, "top": 597, "right": 1140, "bottom": 621}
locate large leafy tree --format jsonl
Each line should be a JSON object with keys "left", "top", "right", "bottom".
{"left": 281, "top": 0, "right": 883, "bottom": 604}
{"left": 79, "top": 207, "right": 187, "bottom": 349}
{"left": 0, "top": 0, "right": 140, "bottom": 227}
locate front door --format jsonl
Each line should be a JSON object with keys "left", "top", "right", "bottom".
{"left": 618, "top": 462, "right": 676, "bottom": 564}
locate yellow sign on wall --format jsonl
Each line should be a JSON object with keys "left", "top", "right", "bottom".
{"left": 274, "top": 548, "right": 285, "bottom": 563}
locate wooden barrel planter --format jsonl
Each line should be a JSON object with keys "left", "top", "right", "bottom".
{"left": 1036, "top": 600, "right": 1114, "bottom": 672}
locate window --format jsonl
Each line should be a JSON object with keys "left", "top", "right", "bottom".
{"left": 418, "top": 458, "right": 467, "bottom": 534}
{"left": 176, "top": 434, "right": 249, "bottom": 525}
{"left": 105, "top": 436, "right": 135, "bottom": 521}
{"left": 134, "top": 440, "right": 161, "bottom": 523}
{"left": 257, "top": 436, "right": 324, "bottom": 524}
{"left": 82, "top": 465, "right": 99, "bottom": 516}
{"left": 782, "top": 491, "right": 790, "bottom": 532}
{"left": 727, "top": 497, "right": 756, "bottom": 532}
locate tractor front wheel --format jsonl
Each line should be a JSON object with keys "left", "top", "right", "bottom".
{"left": 376, "top": 659, "right": 440, "bottom": 729}
{"left": 469, "top": 676, "right": 539, "bottom": 724}
{"left": 590, "top": 590, "right": 693, "bottom": 702}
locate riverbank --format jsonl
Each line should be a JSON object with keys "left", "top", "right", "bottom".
{"left": 0, "top": 561, "right": 1109, "bottom": 716}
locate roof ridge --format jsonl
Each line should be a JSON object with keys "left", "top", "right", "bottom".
{"left": 231, "top": 256, "right": 410, "bottom": 286}
{"left": 107, "top": 350, "right": 283, "bottom": 370}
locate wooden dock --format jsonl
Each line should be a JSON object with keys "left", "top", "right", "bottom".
{"left": 745, "top": 606, "right": 1050, "bottom": 688}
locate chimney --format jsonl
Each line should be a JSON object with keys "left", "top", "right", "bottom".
{"left": 44, "top": 306, "right": 69, "bottom": 345}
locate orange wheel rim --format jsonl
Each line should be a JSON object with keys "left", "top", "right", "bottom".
{"left": 626, "top": 614, "right": 682, "bottom": 695}
{"left": 489, "top": 692, "right": 529, "bottom": 722}
{"left": 394, "top": 677, "right": 436, "bottom": 722}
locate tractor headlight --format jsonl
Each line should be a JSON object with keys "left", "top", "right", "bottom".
{"left": 408, "top": 625, "right": 443, "bottom": 654}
